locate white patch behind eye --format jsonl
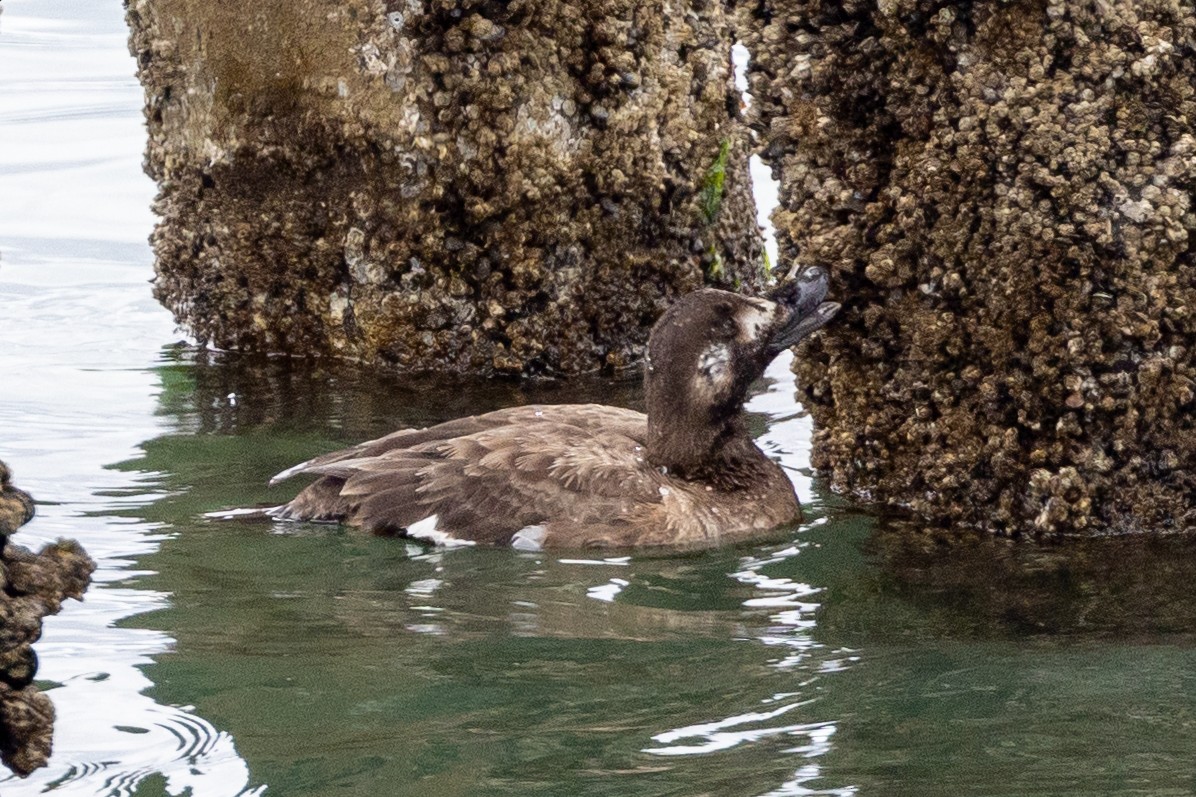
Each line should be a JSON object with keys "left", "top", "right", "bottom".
{"left": 697, "top": 343, "right": 731, "bottom": 385}
{"left": 737, "top": 300, "right": 777, "bottom": 342}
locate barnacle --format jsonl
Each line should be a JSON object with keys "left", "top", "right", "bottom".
{"left": 743, "top": 0, "right": 1196, "bottom": 535}
{"left": 126, "top": 0, "right": 766, "bottom": 375}
{"left": 0, "top": 462, "right": 95, "bottom": 776}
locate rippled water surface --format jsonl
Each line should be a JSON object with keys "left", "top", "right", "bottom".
{"left": 4, "top": 2, "right": 1196, "bottom": 796}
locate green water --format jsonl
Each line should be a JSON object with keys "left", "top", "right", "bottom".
{"left": 4, "top": 1, "right": 1196, "bottom": 795}
{"left": 103, "top": 355, "right": 1196, "bottom": 797}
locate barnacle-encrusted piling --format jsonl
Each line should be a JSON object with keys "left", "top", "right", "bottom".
{"left": 0, "top": 462, "right": 95, "bottom": 777}
{"left": 743, "top": 0, "right": 1196, "bottom": 534}
{"left": 124, "top": 0, "right": 764, "bottom": 375}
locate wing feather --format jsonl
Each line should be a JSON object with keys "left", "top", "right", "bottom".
{"left": 276, "top": 405, "right": 661, "bottom": 545}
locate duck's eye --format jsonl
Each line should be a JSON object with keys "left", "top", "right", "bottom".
{"left": 716, "top": 317, "right": 737, "bottom": 340}
{"left": 711, "top": 304, "right": 738, "bottom": 339}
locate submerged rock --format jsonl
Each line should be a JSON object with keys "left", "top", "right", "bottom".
{"left": 0, "top": 462, "right": 95, "bottom": 777}
{"left": 125, "top": 0, "right": 766, "bottom": 376}
{"left": 743, "top": 0, "right": 1196, "bottom": 535}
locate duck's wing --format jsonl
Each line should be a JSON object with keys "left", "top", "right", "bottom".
{"left": 274, "top": 405, "right": 661, "bottom": 546}
{"left": 269, "top": 409, "right": 522, "bottom": 485}
{"left": 269, "top": 404, "right": 644, "bottom": 485}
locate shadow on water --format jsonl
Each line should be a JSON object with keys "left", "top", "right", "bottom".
{"left": 842, "top": 523, "right": 1196, "bottom": 641}
{"left": 156, "top": 346, "right": 646, "bottom": 434}
{"left": 793, "top": 518, "right": 1196, "bottom": 797}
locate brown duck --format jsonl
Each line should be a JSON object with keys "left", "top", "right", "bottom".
{"left": 267, "top": 267, "right": 839, "bottom": 550}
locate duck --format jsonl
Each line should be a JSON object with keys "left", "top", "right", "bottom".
{"left": 266, "top": 266, "right": 839, "bottom": 550}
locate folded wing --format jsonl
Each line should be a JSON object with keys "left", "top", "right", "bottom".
{"left": 272, "top": 405, "right": 662, "bottom": 546}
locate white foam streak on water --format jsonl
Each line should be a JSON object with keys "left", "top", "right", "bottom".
{"left": 747, "top": 352, "right": 819, "bottom": 505}
{"left": 645, "top": 699, "right": 837, "bottom": 757}
{"left": 0, "top": 1, "right": 257, "bottom": 793}
{"left": 585, "top": 577, "right": 629, "bottom": 602}
{"left": 556, "top": 556, "right": 632, "bottom": 566}
{"left": 760, "top": 763, "right": 860, "bottom": 797}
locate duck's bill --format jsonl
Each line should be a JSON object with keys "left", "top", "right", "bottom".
{"left": 769, "top": 301, "right": 841, "bottom": 352}
{"left": 766, "top": 264, "right": 841, "bottom": 351}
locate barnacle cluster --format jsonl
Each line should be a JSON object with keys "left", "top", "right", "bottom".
{"left": 0, "top": 462, "right": 95, "bottom": 776}
{"left": 742, "top": 0, "right": 1196, "bottom": 534}
{"left": 126, "top": 0, "right": 764, "bottom": 375}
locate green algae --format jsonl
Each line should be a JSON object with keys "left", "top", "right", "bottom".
{"left": 700, "top": 138, "right": 731, "bottom": 225}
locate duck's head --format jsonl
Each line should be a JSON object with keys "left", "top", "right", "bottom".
{"left": 644, "top": 265, "right": 839, "bottom": 475}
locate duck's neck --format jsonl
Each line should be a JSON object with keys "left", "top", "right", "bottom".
{"left": 646, "top": 406, "right": 771, "bottom": 488}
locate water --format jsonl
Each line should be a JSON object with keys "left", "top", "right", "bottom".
{"left": 3, "top": 2, "right": 1196, "bottom": 795}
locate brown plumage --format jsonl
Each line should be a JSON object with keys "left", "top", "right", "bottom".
{"left": 268, "top": 267, "right": 839, "bottom": 550}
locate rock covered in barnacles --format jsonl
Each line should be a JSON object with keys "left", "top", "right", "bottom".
{"left": 741, "top": 0, "right": 1196, "bottom": 535}
{"left": 0, "top": 684, "right": 54, "bottom": 780}
{"left": 0, "top": 462, "right": 95, "bottom": 776}
{"left": 125, "top": 0, "right": 766, "bottom": 376}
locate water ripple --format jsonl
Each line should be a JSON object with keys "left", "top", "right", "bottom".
{"left": 644, "top": 701, "right": 834, "bottom": 757}
{"left": 35, "top": 699, "right": 258, "bottom": 797}
{"left": 0, "top": 1, "right": 260, "bottom": 793}
{"left": 157, "top": 711, "right": 224, "bottom": 764}
{"left": 760, "top": 763, "right": 860, "bottom": 797}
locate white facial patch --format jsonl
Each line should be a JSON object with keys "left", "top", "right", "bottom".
{"left": 696, "top": 342, "right": 732, "bottom": 390}
{"left": 406, "top": 514, "right": 477, "bottom": 548}
{"left": 736, "top": 300, "right": 778, "bottom": 343}
{"left": 698, "top": 339, "right": 731, "bottom": 380}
